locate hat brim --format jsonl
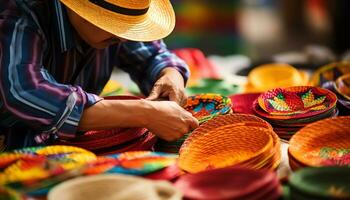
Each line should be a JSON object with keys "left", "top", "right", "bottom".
{"left": 60, "top": 0, "right": 175, "bottom": 42}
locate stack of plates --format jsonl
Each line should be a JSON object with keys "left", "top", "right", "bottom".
{"left": 155, "top": 94, "right": 232, "bottom": 153}
{"left": 286, "top": 167, "right": 350, "bottom": 200}
{"left": 178, "top": 114, "right": 281, "bottom": 173}
{"left": 253, "top": 86, "right": 338, "bottom": 140}
{"left": 288, "top": 117, "right": 350, "bottom": 170}
{"left": 0, "top": 145, "right": 96, "bottom": 195}
{"left": 174, "top": 166, "right": 281, "bottom": 200}
{"left": 58, "top": 96, "right": 157, "bottom": 155}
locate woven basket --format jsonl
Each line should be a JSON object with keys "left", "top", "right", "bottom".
{"left": 289, "top": 117, "right": 350, "bottom": 167}
{"left": 179, "top": 114, "right": 281, "bottom": 171}
{"left": 179, "top": 125, "right": 273, "bottom": 173}
{"left": 48, "top": 174, "right": 182, "bottom": 200}
{"left": 335, "top": 74, "right": 350, "bottom": 101}
{"left": 310, "top": 61, "right": 350, "bottom": 86}
{"left": 258, "top": 86, "right": 337, "bottom": 117}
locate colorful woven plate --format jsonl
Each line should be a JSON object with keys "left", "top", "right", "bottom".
{"left": 289, "top": 167, "right": 350, "bottom": 199}
{"left": 0, "top": 145, "right": 96, "bottom": 188}
{"left": 184, "top": 94, "right": 232, "bottom": 123}
{"left": 174, "top": 167, "right": 281, "bottom": 200}
{"left": 248, "top": 63, "right": 306, "bottom": 92}
{"left": 105, "top": 151, "right": 178, "bottom": 176}
{"left": 289, "top": 117, "right": 350, "bottom": 167}
{"left": 335, "top": 74, "right": 350, "bottom": 101}
{"left": 310, "top": 61, "right": 350, "bottom": 86}
{"left": 257, "top": 86, "right": 337, "bottom": 117}
{"left": 179, "top": 125, "right": 273, "bottom": 173}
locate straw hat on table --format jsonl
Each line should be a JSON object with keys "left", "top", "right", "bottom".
{"left": 60, "top": 0, "right": 176, "bottom": 41}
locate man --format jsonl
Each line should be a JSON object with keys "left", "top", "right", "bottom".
{"left": 0, "top": 0, "right": 199, "bottom": 150}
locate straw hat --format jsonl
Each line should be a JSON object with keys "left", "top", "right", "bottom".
{"left": 60, "top": 0, "right": 176, "bottom": 42}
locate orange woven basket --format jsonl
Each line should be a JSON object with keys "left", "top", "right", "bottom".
{"left": 289, "top": 117, "right": 350, "bottom": 168}
{"left": 180, "top": 114, "right": 281, "bottom": 171}
{"left": 179, "top": 125, "right": 274, "bottom": 173}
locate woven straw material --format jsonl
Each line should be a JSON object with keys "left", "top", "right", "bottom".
{"left": 95, "top": 132, "right": 157, "bottom": 156}
{"left": 179, "top": 125, "right": 274, "bottom": 173}
{"left": 310, "top": 61, "right": 350, "bottom": 86}
{"left": 59, "top": 0, "right": 175, "bottom": 42}
{"left": 184, "top": 94, "right": 232, "bottom": 123}
{"left": 335, "top": 74, "right": 350, "bottom": 101}
{"left": 258, "top": 86, "right": 337, "bottom": 116}
{"left": 58, "top": 128, "right": 148, "bottom": 151}
{"left": 48, "top": 174, "right": 182, "bottom": 200}
{"left": 179, "top": 114, "right": 281, "bottom": 171}
{"left": 0, "top": 145, "right": 96, "bottom": 188}
{"left": 35, "top": 146, "right": 96, "bottom": 170}
{"left": 289, "top": 117, "right": 350, "bottom": 168}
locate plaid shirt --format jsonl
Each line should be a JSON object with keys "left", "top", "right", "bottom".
{"left": 0, "top": 0, "right": 189, "bottom": 149}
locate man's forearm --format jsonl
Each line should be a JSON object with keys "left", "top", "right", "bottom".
{"left": 78, "top": 99, "right": 152, "bottom": 131}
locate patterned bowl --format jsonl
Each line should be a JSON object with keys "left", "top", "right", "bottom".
{"left": 289, "top": 117, "right": 350, "bottom": 168}
{"left": 257, "top": 86, "right": 337, "bottom": 117}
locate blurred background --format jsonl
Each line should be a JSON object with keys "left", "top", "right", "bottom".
{"left": 165, "top": 0, "right": 350, "bottom": 61}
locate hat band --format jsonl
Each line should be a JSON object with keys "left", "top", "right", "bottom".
{"left": 89, "top": 0, "right": 149, "bottom": 16}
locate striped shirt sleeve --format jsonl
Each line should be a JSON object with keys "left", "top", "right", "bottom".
{"left": 0, "top": 14, "right": 101, "bottom": 144}
{"left": 117, "top": 40, "right": 190, "bottom": 95}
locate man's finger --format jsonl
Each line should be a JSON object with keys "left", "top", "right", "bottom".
{"left": 189, "top": 117, "right": 199, "bottom": 130}
{"left": 146, "top": 84, "right": 162, "bottom": 100}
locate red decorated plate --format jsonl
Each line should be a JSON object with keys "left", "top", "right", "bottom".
{"left": 257, "top": 86, "right": 337, "bottom": 118}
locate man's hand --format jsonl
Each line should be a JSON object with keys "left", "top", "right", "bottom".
{"left": 147, "top": 67, "right": 187, "bottom": 106}
{"left": 144, "top": 100, "right": 199, "bottom": 141}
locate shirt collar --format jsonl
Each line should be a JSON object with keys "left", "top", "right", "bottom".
{"left": 50, "top": 0, "right": 76, "bottom": 52}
